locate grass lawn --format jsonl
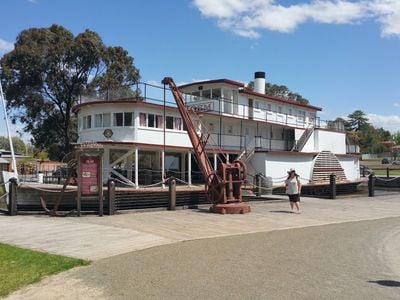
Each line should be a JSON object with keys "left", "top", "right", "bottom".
{"left": 0, "top": 243, "right": 90, "bottom": 297}
{"left": 362, "top": 159, "right": 384, "bottom": 166}
{"left": 372, "top": 169, "right": 400, "bottom": 176}
{"left": 0, "top": 185, "right": 6, "bottom": 210}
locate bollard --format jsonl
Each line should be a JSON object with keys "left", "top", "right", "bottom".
{"left": 329, "top": 174, "right": 336, "bottom": 199}
{"left": 387, "top": 167, "right": 390, "bottom": 178}
{"left": 368, "top": 173, "right": 375, "bottom": 197}
{"left": 168, "top": 177, "right": 176, "bottom": 210}
{"left": 255, "top": 174, "right": 262, "bottom": 197}
{"left": 107, "top": 179, "right": 115, "bottom": 215}
{"left": 256, "top": 174, "right": 262, "bottom": 197}
{"left": 8, "top": 177, "right": 18, "bottom": 216}
{"left": 99, "top": 187, "right": 104, "bottom": 217}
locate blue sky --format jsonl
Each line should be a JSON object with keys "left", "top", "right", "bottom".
{"left": 1, "top": 0, "right": 400, "bottom": 141}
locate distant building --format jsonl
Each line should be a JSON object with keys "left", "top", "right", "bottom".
{"left": 0, "top": 149, "right": 12, "bottom": 171}
{"left": 0, "top": 149, "right": 24, "bottom": 172}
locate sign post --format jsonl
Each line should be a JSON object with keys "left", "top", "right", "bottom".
{"left": 77, "top": 147, "right": 104, "bottom": 216}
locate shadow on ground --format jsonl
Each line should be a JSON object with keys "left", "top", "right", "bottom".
{"left": 368, "top": 280, "right": 400, "bottom": 287}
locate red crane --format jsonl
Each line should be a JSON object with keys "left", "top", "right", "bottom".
{"left": 162, "top": 77, "right": 250, "bottom": 214}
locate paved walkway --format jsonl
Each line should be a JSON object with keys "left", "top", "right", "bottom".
{"left": 1, "top": 192, "right": 400, "bottom": 260}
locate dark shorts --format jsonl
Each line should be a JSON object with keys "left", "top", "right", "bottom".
{"left": 288, "top": 194, "right": 300, "bottom": 202}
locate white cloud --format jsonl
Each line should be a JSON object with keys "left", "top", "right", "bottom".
{"left": 27, "top": 0, "right": 38, "bottom": 4}
{"left": 369, "top": 0, "right": 400, "bottom": 37}
{"left": 367, "top": 113, "right": 400, "bottom": 132}
{"left": 394, "top": 102, "right": 400, "bottom": 107}
{"left": 193, "top": 0, "right": 400, "bottom": 38}
{"left": 0, "top": 38, "right": 14, "bottom": 53}
{"left": 146, "top": 80, "right": 160, "bottom": 86}
{"left": 194, "top": 0, "right": 250, "bottom": 18}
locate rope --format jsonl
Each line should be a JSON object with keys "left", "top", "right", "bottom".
{"left": 169, "top": 177, "right": 190, "bottom": 185}
{"left": 273, "top": 179, "right": 286, "bottom": 184}
{"left": 137, "top": 179, "right": 166, "bottom": 188}
{"left": 113, "top": 177, "right": 136, "bottom": 187}
{"left": 0, "top": 193, "right": 8, "bottom": 202}
{"left": 0, "top": 180, "right": 11, "bottom": 187}
{"left": 166, "top": 170, "right": 189, "bottom": 175}
{"left": 247, "top": 173, "right": 310, "bottom": 184}
{"left": 18, "top": 182, "right": 77, "bottom": 193}
{"left": 375, "top": 176, "right": 400, "bottom": 182}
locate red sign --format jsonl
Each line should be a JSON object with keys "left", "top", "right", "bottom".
{"left": 80, "top": 156, "right": 100, "bottom": 195}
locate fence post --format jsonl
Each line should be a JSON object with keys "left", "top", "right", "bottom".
{"left": 8, "top": 177, "right": 18, "bottom": 216}
{"left": 107, "top": 179, "right": 115, "bottom": 215}
{"left": 168, "top": 177, "right": 176, "bottom": 210}
{"left": 329, "top": 174, "right": 336, "bottom": 199}
{"left": 386, "top": 167, "right": 390, "bottom": 178}
{"left": 368, "top": 174, "right": 375, "bottom": 197}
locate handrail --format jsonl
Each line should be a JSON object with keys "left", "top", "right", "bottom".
{"left": 79, "top": 81, "right": 344, "bottom": 131}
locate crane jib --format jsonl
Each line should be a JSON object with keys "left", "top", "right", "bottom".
{"left": 162, "top": 77, "right": 251, "bottom": 214}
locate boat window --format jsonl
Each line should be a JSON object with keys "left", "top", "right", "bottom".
{"left": 148, "top": 114, "right": 155, "bottom": 127}
{"left": 139, "top": 113, "right": 146, "bottom": 126}
{"left": 202, "top": 89, "right": 211, "bottom": 100}
{"left": 192, "top": 91, "right": 200, "bottom": 101}
{"left": 114, "top": 113, "right": 123, "bottom": 127}
{"left": 166, "top": 116, "right": 174, "bottom": 129}
{"left": 212, "top": 89, "right": 221, "bottom": 99}
{"left": 103, "top": 113, "right": 111, "bottom": 127}
{"left": 156, "top": 115, "right": 164, "bottom": 129}
{"left": 95, "top": 113, "right": 112, "bottom": 127}
{"left": 83, "top": 115, "right": 91, "bottom": 129}
{"left": 95, "top": 114, "right": 102, "bottom": 128}
{"left": 124, "top": 112, "right": 133, "bottom": 126}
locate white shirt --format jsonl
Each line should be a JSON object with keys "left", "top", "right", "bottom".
{"left": 285, "top": 176, "right": 300, "bottom": 195}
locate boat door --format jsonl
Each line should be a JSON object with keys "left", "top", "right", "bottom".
{"left": 248, "top": 98, "right": 253, "bottom": 119}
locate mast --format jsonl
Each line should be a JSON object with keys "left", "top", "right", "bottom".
{"left": 0, "top": 71, "right": 17, "bottom": 173}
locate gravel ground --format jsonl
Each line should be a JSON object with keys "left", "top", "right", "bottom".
{"left": 7, "top": 217, "right": 400, "bottom": 300}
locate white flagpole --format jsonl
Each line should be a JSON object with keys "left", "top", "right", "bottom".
{"left": 0, "top": 71, "right": 17, "bottom": 174}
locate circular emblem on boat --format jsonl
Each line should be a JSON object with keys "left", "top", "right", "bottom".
{"left": 103, "top": 129, "right": 113, "bottom": 138}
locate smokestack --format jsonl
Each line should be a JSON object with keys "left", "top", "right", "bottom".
{"left": 254, "top": 71, "right": 266, "bottom": 94}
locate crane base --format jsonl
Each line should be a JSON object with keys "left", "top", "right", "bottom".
{"left": 210, "top": 202, "right": 251, "bottom": 214}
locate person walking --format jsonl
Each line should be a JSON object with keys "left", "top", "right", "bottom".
{"left": 285, "top": 168, "right": 301, "bottom": 213}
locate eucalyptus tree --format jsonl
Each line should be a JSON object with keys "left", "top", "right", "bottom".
{"left": 0, "top": 24, "right": 140, "bottom": 160}
{"left": 247, "top": 81, "right": 309, "bottom": 104}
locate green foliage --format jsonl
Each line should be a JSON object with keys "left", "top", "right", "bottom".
{"left": 344, "top": 110, "right": 392, "bottom": 154}
{"left": 247, "top": 81, "right": 310, "bottom": 104}
{"left": 0, "top": 24, "right": 140, "bottom": 160}
{"left": 0, "top": 136, "right": 27, "bottom": 155}
{"left": 0, "top": 243, "right": 90, "bottom": 297}
{"left": 357, "top": 124, "right": 385, "bottom": 153}
{"left": 34, "top": 150, "right": 49, "bottom": 161}
{"left": 345, "top": 110, "right": 369, "bottom": 131}
{"left": 392, "top": 131, "right": 400, "bottom": 145}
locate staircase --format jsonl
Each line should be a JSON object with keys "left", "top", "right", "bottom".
{"left": 292, "top": 126, "right": 314, "bottom": 152}
{"left": 311, "top": 150, "right": 347, "bottom": 182}
{"left": 237, "top": 147, "right": 255, "bottom": 164}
